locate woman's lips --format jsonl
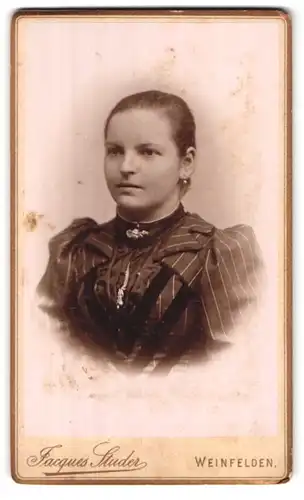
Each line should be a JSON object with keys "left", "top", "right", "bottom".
{"left": 117, "top": 184, "right": 142, "bottom": 189}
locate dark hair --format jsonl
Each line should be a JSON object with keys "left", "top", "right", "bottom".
{"left": 104, "top": 90, "right": 196, "bottom": 157}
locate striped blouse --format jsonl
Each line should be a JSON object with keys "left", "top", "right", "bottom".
{"left": 37, "top": 204, "right": 263, "bottom": 375}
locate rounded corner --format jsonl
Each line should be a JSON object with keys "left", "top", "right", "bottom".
{"left": 11, "top": 465, "right": 27, "bottom": 485}
{"left": 275, "top": 8, "right": 292, "bottom": 27}
{"left": 10, "top": 8, "right": 29, "bottom": 32}
{"left": 274, "top": 464, "right": 293, "bottom": 485}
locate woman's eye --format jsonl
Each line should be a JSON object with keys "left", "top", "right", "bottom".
{"left": 106, "top": 147, "right": 123, "bottom": 157}
{"left": 139, "top": 148, "right": 160, "bottom": 157}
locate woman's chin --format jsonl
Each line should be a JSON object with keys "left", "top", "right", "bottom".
{"left": 116, "top": 199, "right": 154, "bottom": 219}
{"left": 116, "top": 196, "right": 147, "bottom": 212}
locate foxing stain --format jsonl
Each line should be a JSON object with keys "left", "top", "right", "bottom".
{"left": 23, "top": 212, "right": 44, "bottom": 232}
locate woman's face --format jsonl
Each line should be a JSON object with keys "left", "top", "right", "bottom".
{"left": 104, "top": 108, "right": 186, "bottom": 221}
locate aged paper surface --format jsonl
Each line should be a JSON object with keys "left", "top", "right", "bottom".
{"left": 12, "top": 9, "right": 291, "bottom": 483}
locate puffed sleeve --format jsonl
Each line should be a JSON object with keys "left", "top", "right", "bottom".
{"left": 200, "top": 224, "right": 264, "bottom": 341}
{"left": 37, "top": 217, "right": 99, "bottom": 319}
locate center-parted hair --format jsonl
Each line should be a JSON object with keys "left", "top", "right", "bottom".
{"left": 104, "top": 90, "right": 196, "bottom": 157}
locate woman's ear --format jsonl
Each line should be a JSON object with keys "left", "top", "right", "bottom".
{"left": 179, "top": 146, "right": 196, "bottom": 181}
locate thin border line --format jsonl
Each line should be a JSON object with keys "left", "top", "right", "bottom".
{"left": 10, "top": 7, "right": 292, "bottom": 485}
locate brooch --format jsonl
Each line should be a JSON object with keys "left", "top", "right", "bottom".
{"left": 126, "top": 227, "right": 149, "bottom": 240}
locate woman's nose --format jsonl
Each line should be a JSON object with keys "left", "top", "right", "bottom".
{"left": 120, "top": 152, "right": 137, "bottom": 174}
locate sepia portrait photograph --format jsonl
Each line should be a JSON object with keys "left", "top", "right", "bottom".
{"left": 11, "top": 8, "right": 291, "bottom": 484}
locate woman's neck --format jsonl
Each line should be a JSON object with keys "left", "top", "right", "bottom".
{"left": 117, "top": 201, "right": 181, "bottom": 224}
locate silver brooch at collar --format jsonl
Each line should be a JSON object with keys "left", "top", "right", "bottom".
{"left": 126, "top": 227, "right": 149, "bottom": 240}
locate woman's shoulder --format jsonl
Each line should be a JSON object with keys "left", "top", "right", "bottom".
{"left": 47, "top": 216, "right": 116, "bottom": 256}
{"left": 157, "top": 211, "right": 259, "bottom": 261}
{"left": 184, "top": 212, "right": 256, "bottom": 242}
{"left": 184, "top": 212, "right": 262, "bottom": 265}
{"left": 212, "top": 223, "right": 259, "bottom": 251}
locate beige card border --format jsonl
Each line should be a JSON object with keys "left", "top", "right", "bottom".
{"left": 10, "top": 8, "right": 292, "bottom": 485}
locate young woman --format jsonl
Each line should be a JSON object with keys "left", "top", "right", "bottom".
{"left": 38, "top": 90, "right": 263, "bottom": 376}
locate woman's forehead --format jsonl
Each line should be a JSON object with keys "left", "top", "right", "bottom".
{"left": 106, "top": 108, "right": 174, "bottom": 144}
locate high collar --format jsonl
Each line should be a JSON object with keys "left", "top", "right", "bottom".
{"left": 114, "top": 203, "right": 186, "bottom": 247}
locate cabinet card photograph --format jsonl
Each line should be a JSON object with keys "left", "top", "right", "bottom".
{"left": 11, "top": 8, "right": 292, "bottom": 484}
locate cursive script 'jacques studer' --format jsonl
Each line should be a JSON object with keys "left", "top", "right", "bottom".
{"left": 26, "top": 442, "right": 148, "bottom": 476}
